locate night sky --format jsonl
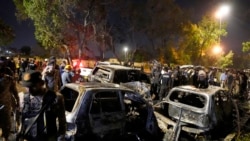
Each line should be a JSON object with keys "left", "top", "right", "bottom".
{"left": 1, "top": 0, "right": 250, "bottom": 55}
{"left": 0, "top": 0, "right": 36, "bottom": 49}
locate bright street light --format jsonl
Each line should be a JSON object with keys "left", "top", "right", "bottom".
{"left": 215, "top": 4, "right": 230, "bottom": 46}
{"left": 124, "top": 47, "right": 128, "bottom": 61}
{"left": 213, "top": 45, "right": 223, "bottom": 55}
{"left": 215, "top": 5, "right": 230, "bottom": 21}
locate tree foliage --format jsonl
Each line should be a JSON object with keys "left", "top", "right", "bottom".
{"left": 20, "top": 45, "right": 31, "bottom": 55}
{"left": 233, "top": 53, "right": 250, "bottom": 69}
{"left": 236, "top": 40, "right": 250, "bottom": 68}
{"left": 0, "top": 19, "right": 15, "bottom": 46}
{"left": 242, "top": 41, "right": 250, "bottom": 53}
{"left": 13, "top": 0, "right": 106, "bottom": 60}
{"left": 13, "top": 0, "right": 188, "bottom": 62}
{"left": 215, "top": 50, "right": 234, "bottom": 68}
{"left": 145, "top": 0, "right": 189, "bottom": 61}
{"left": 13, "top": 0, "right": 233, "bottom": 67}
{"left": 179, "top": 15, "right": 228, "bottom": 66}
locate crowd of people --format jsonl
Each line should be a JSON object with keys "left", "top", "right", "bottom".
{"left": 150, "top": 63, "right": 249, "bottom": 101}
{"left": 0, "top": 56, "right": 250, "bottom": 140}
{"left": 0, "top": 56, "right": 84, "bottom": 141}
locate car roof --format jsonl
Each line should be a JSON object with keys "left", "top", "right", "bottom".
{"left": 62, "top": 82, "right": 133, "bottom": 92}
{"left": 80, "top": 67, "right": 92, "bottom": 69}
{"left": 170, "top": 85, "right": 225, "bottom": 96}
{"left": 96, "top": 65, "right": 136, "bottom": 70}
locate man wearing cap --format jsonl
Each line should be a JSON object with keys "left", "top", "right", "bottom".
{"left": 61, "top": 65, "right": 73, "bottom": 86}
{"left": 19, "top": 70, "right": 66, "bottom": 141}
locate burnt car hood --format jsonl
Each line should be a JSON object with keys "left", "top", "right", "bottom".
{"left": 120, "top": 81, "right": 152, "bottom": 103}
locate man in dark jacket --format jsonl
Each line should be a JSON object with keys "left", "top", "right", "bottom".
{"left": 19, "top": 70, "right": 66, "bottom": 141}
{"left": 150, "top": 66, "right": 161, "bottom": 100}
{"left": 159, "top": 67, "right": 172, "bottom": 100}
{"left": 0, "top": 59, "right": 19, "bottom": 141}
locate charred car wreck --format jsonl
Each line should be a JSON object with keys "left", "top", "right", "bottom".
{"left": 88, "top": 65, "right": 151, "bottom": 84}
{"left": 60, "top": 82, "right": 163, "bottom": 141}
{"left": 154, "top": 85, "right": 238, "bottom": 141}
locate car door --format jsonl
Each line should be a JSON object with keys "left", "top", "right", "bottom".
{"left": 212, "top": 90, "right": 234, "bottom": 136}
{"left": 88, "top": 90, "right": 126, "bottom": 137}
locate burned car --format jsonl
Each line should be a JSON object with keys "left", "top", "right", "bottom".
{"left": 87, "top": 65, "right": 150, "bottom": 84}
{"left": 154, "top": 85, "right": 237, "bottom": 140}
{"left": 60, "top": 82, "right": 163, "bottom": 141}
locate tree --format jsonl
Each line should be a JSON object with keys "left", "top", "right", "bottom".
{"left": 145, "top": 0, "right": 189, "bottom": 62}
{"left": 233, "top": 53, "right": 250, "bottom": 69}
{"left": 15, "top": 0, "right": 229, "bottom": 66}
{"left": 0, "top": 19, "right": 15, "bottom": 46}
{"left": 13, "top": 0, "right": 189, "bottom": 64}
{"left": 179, "top": 15, "right": 227, "bottom": 66}
{"left": 20, "top": 45, "right": 31, "bottom": 55}
{"left": 13, "top": 0, "right": 106, "bottom": 61}
{"left": 242, "top": 42, "right": 250, "bottom": 53}
{"left": 215, "top": 50, "right": 234, "bottom": 68}
{"left": 241, "top": 35, "right": 250, "bottom": 68}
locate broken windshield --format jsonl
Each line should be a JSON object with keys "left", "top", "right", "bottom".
{"left": 169, "top": 90, "right": 206, "bottom": 108}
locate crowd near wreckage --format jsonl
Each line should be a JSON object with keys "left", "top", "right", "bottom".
{"left": 2, "top": 57, "right": 250, "bottom": 141}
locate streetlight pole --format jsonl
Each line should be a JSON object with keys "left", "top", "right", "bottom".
{"left": 215, "top": 4, "right": 230, "bottom": 46}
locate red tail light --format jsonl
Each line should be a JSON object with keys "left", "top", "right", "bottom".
{"left": 73, "top": 61, "right": 78, "bottom": 67}
{"left": 72, "top": 59, "right": 84, "bottom": 68}
{"left": 79, "top": 62, "right": 83, "bottom": 67}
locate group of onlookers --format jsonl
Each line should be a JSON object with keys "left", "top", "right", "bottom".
{"left": 2, "top": 55, "right": 250, "bottom": 140}
{"left": 9, "top": 56, "right": 84, "bottom": 90}
{"left": 150, "top": 64, "right": 249, "bottom": 101}
{"left": 0, "top": 55, "right": 86, "bottom": 141}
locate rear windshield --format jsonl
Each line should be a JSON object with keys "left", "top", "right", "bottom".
{"left": 113, "top": 70, "right": 150, "bottom": 84}
{"left": 169, "top": 90, "right": 206, "bottom": 108}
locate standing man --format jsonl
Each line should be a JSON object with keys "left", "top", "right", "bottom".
{"left": 158, "top": 67, "right": 171, "bottom": 100}
{"left": 172, "top": 66, "right": 181, "bottom": 87}
{"left": 27, "top": 58, "right": 38, "bottom": 71}
{"left": 150, "top": 66, "right": 161, "bottom": 100}
{"left": 19, "top": 70, "right": 66, "bottom": 141}
{"left": 208, "top": 68, "right": 216, "bottom": 86}
{"left": 42, "top": 56, "right": 62, "bottom": 91}
{"left": 220, "top": 69, "right": 228, "bottom": 88}
{"left": 59, "top": 60, "right": 67, "bottom": 75}
{"left": 16, "top": 57, "right": 22, "bottom": 83}
{"left": 0, "top": 59, "right": 19, "bottom": 141}
{"left": 61, "top": 65, "right": 73, "bottom": 86}
{"left": 197, "top": 68, "right": 208, "bottom": 88}
{"left": 227, "top": 70, "right": 235, "bottom": 94}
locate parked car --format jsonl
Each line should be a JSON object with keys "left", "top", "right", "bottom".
{"left": 95, "top": 61, "right": 119, "bottom": 66}
{"left": 80, "top": 67, "right": 92, "bottom": 80}
{"left": 154, "top": 85, "right": 237, "bottom": 141}
{"left": 60, "top": 82, "right": 163, "bottom": 141}
{"left": 87, "top": 65, "right": 150, "bottom": 84}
